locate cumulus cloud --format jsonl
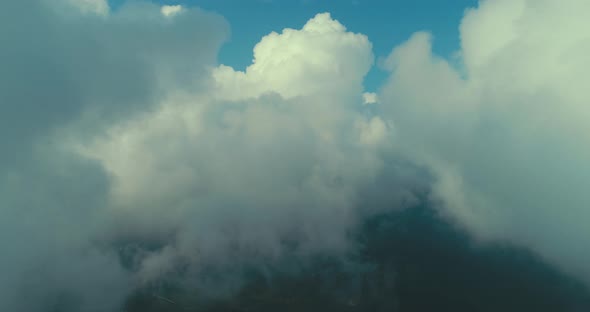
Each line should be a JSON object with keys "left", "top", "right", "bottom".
{"left": 0, "top": 0, "right": 227, "bottom": 310}
{"left": 380, "top": 0, "right": 590, "bottom": 281}
{"left": 161, "top": 4, "right": 184, "bottom": 17}
{"left": 0, "top": 3, "right": 401, "bottom": 310}
{"left": 212, "top": 13, "right": 373, "bottom": 101}
{"left": 362, "top": 92, "right": 378, "bottom": 105}
{"left": 3, "top": 0, "right": 590, "bottom": 310}
{"left": 78, "top": 12, "right": 391, "bottom": 288}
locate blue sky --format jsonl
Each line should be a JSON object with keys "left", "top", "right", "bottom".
{"left": 112, "top": 0, "right": 477, "bottom": 90}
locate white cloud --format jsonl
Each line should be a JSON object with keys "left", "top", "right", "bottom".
{"left": 78, "top": 13, "right": 387, "bottom": 281}
{"left": 212, "top": 13, "right": 374, "bottom": 101}
{"left": 161, "top": 4, "right": 184, "bottom": 17}
{"left": 0, "top": 1, "right": 227, "bottom": 310}
{"left": 380, "top": 0, "right": 590, "bottom": 282}
{"left": 5, "top": 0, "right": 590, "bottom": 309}
{"left": 362, "top": 92, "right": 378, "bottom": 105}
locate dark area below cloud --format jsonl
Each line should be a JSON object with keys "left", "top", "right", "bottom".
{"left": 122, "top": 202, "right": 590, "bottom": 312}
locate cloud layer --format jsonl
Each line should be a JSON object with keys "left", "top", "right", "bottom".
{"left": 78, "top": 11, "right": 398, "bottom": 292}
{"left": 0, "top": 0, "right": 227, "bottom": 310}
{"left": 1, "top": 3, "right": 395, "bottom": 310}
{"left": 1, "top": 0, "right": 590, "bottom": 310}
{"left": 380, "top": 0, "right": 590, "bottom": 281}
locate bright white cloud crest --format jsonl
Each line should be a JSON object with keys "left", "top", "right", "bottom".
{"left": 161, "top": 4, "right": 184, "bottom": 17}
{"left": 213, "top": 13, "right": 373, "bottom": 100}
{"left": 1, "top": 0, "right": 590, "bottom": 310}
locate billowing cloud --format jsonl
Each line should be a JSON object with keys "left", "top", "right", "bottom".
{"left": 0, "top": 0, "right": 227, "bottom": 310}
{"left": 3, "top": 0, "right": 590, "bottom": 310}
{"left": 0, "top": 3, "right": 398, "bottom": 310}
{"left": 78, "top": 12, "right": 391, "bottom": 290}
{"left": 380, "top": 0, "right": 590, "bottom": 281}
{"left": 212, "top": 13, "right": 373, "bottom": 101}
{"left": 161, "top": 4, "right": 184, "bottom": 17}
{"left": 362, "top": 92, "right": 378, "bottom": 105}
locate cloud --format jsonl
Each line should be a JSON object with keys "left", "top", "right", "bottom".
{"left": 77, "top": 12, "right": 391, "bottom": 290}
{"left": 3, "top": 0, "right": 590, "bottom": 310}
{"left": 0, "top": 3, "right": 402, "bottom": 310}
{"left": 212, "top": 13, "right": 374, "bottom": 101}
{"left": 380, "top": 0, "right": 590, "bottom": 282}
{"left": 65, "top": 0, "right": 110, "bottom": 15}
{"left": 161, "top": 4, "right": 184, "bottom": 17}
{"left": 0, "top": 0, "right": 227, "bottom": 310}
{"left": 362, "top": 92, "right": 378, "bottom": 105}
